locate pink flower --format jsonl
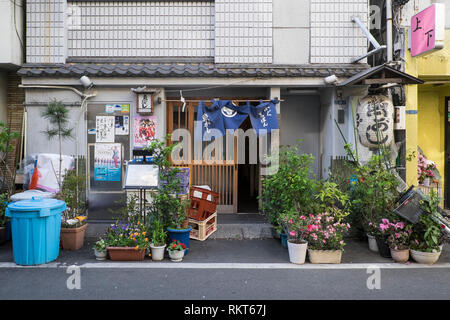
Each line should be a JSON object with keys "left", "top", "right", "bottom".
{"left": 300, "top": 216, "right": 306, "bottom": 220}
{"left": 322, "top": 239, "right": 326, "bottom": 243}
{"left": 381, "top": 218, "right": 390, "bottom": 225}
{"left": 288, "top": 219, "right": 293, "bottom": 224}
{"left": 289, "top": 231, "right": 296, "bottom": 237}
{"left": 395, "top": 222, "right": 405, "bottom": 229}
{"left": 395, "top": 233, "right": 400, "bottom": 239}
{"left": 379, "top": 224, "right": 388, "bottom": 232}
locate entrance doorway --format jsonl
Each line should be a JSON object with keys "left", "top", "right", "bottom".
{"left": 237, "top": 117, "right": 259, "bottom": 213}
{"left": 167, "top": 99, "right": 262, "bottom": 213}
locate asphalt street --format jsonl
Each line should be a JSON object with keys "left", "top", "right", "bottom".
{"left": 0, "top": 265, "right": 449, "bottom": 300}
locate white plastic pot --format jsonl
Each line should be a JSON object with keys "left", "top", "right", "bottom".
{"left": 150, "top": 243, "right": 166, "bottom": 261}
{"left": 367, "top": 234, "right": 379, "bottom": 252}
{"left": 287, "top": 240, "right": 308, "bottom": 264}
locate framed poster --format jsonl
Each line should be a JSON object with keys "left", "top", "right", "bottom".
{"left": 94, "top": 143, "right": 122, "bottom": 182}
{"left": 124, "top": 163, "right": 159, "bottom": 189}
{"left": 137, "top": 93, "right": 153, "bottom": 114}
{"left": 96, "top": 116, "right": 115, "bottom": 142}
{"left": 134, "top": 115, "right": 157, "bottom": 149}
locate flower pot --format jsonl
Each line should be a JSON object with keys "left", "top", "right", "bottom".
{"left": 0, "top": 226, "right": 6, "bottom": 245}
{"left": 280, "top": 232, "right": 288, "bottom": 248}
{"left": 168, "top": 249, "right": 185, "bottom": 262}
{"left": 94, "top": 248, "right": 107, "bottom": 261}
{"left": 287, "top": 240, "right": 308, "bottom": 264}
{"left": 367, "top": 234, "right": 379, "bottom": 252}
{"left": 61, "top": 223, "right": 87, "bottom": 251}
{"left": 390, "top": 248, "right": 409, "bottom": 263}
{"left": 150, "top": 243, "right": 166, "bottom": 261}
{"left": 167, "top": 226, "right": 192, "bottom": 255}
{"left": 410, "top": 247, "right": 442, "bottom": 265}
{"left": 107, "top": 247, "right": 146, "bottom": 261}
{"left": 375, "top": 236, "right": 391, "bottom": 258}
{"left": 308, "top": 249, "right": 343, "bottom": 264}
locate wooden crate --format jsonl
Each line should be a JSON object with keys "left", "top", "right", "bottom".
{"left": 189, "top": 211, "right": 217, "bottom": 241}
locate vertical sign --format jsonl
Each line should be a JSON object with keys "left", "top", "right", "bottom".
{"left": 411, "top": 4, "right": 445, "bottom": 57}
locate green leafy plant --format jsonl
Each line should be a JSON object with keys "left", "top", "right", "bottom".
{"left": 411, "top": 189, "right": 446, "bottom": 252}
{"left": 93, "top": 238, "right": 107, "bottom": 252}
{"left": 41, "top": 100, "right": 73, "bottom": 189}
{"left": 259, "top": 144, "right": 316, "bottom": 231}
{"left": 151, "top": 218, "right": 167, "bottom": 246}
{"left": 0, "top": 193, "right": 8, "bottom": 227}
{"left": 315, "top": 180, "right": 350, "bottom": 223}
{"left": 350, "top": 152, "right": 400, "bottom": 236}
{"left": 144, "top": 137, "right": 188, "bottom": 230}
{"left": 59, "top": 168, "right": 86, "bottom": 228}
{"left": 0, "top": 121, "right": 19, "bottom": 196}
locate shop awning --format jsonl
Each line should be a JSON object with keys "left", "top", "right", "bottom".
{"left": 337, "top": 63, "right": 425, "bottom": 86}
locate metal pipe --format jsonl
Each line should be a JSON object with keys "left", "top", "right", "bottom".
{"left": 386, "top": 0, "right": 394, "bottom": 62}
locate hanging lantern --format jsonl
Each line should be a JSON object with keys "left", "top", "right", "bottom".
{"left": 355, "top": 95, "right": 394, "bottom": 149}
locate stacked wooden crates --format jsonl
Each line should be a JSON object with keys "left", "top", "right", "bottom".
{"left": 188, "top": 186, "right": 219, "bottom": 241}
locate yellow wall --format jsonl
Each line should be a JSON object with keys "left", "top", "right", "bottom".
{"left": 405, "top": 30, "right": 450, "bottom": 198}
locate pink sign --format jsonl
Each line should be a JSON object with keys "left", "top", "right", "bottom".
{"left": 411, "top": 4, "right": 444, "bottom": 57}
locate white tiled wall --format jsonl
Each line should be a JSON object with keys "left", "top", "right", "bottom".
{"left": 215, "top": 0, "right": 272, "bottom": 64}
{"left": 26, "top": 0, "right": 66, "bottom": 63}
{"left": 310, "top": 0, "right": 368, "bottom": 64}
{"left": 67, "top": 1, "right": 215, "bottom": 58}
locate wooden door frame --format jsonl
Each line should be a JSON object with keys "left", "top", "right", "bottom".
{"left": 166, "top": 97, "right": 263, "bottom": 213}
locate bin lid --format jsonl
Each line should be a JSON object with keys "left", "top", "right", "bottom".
{"left": 7, "top": 197, "right": 66, "bottom": 212}
{"left": 10, "top": 190, "right": 56, "bottom": 202}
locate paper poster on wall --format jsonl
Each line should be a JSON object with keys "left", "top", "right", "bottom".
{"left": 133, "top": 115, "right": 157, "bottom": 149}
{"left": 121, "top": 104, "right": 130, "bottom": 113}
{"left": 94, "top": 143, "right": 121, "bottom": 182}
{"left": 115, "top": 115, "right": 129, "bottom": 135}
{"left": 96, "top": 116, "right": 115, "bottom": 142}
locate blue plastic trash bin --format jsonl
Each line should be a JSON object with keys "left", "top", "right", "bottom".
{"left": 6, "top": 197, "right": 66, "bottom": 265}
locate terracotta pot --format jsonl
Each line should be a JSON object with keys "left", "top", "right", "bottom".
{"left": 411, "top": 247, "right": 442, "bottom": 265}
{"left": 390, "top": 248, "right": 409, "bottom": 263}
{"left": 60, "top": 223, "right": 87, "bottom": 251}
{"left": 308, "top": 249, "right": 343, "bottom": 264}
{"left": 107, "top": 247, "right": 146, "bottom": 261}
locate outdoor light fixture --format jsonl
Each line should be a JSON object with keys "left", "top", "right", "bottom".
{"left": 323, "top": 75, "right": 338, "bottom": 85}
{"left": 80, "top": 75, "right": 94, "bottom": 89}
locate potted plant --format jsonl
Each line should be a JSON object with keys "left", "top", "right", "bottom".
{"left": 106, "top": 220, "right": 149, "bottom": 261}
{"left": 259, "top": 144, "right": 316, "bottom": 246}
{"left": 149, "top": 218, "right": 167, "bottom": 261}
{"left": 417, "top": 152, "right": 437, "bottom": 186}
{"left": 0, "top": 193, "right": 7, "bottom": 245}
{"left": 145, "top": 138, "right": 192, "bottom": 253}
{"left": 59, "top": 168, "right": 87, "bottom": 250}
{"left": 280, "top": 207, "right": 310, "bottom": 264}
{"left": 93, "top": 238, "right": 108, "bottom": 261}
{"left": 306, "top": 211, "right": 351, "bottom": 264}
{"left": 350, "top": 153, "right": 400, "bottom": 254}
{"left": 167, "top": 239, "right": 187, "bottom": 262}
{"left": 409, "top": 191, "right": 446, "bottom": 264}
{"left": 383, "top": 220, "right": 413, "bottom": 263}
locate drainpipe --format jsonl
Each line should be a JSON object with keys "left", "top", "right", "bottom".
{"left": 386, "top": 0, "right": 393, "bottom": 63}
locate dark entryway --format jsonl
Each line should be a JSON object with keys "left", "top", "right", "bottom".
{"left": 237, "top": 117, "right": 259, "bottom": 213}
